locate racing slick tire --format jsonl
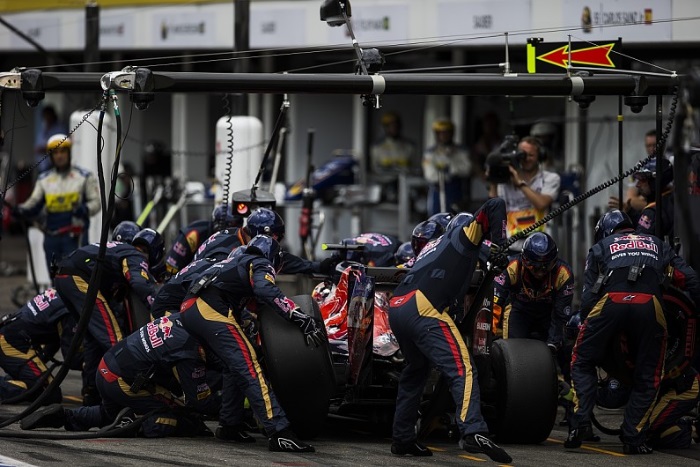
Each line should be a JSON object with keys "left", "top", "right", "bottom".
{"left": 258, "top": 294, "right": 335, "bottom": 439}
{"left": 489, "top": 338, "right": 558, "bottom": 443}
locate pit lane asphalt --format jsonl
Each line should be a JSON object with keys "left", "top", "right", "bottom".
{"left": 0, "top": 261, "right": 698, "bottom": 466}
{"left": 0, "top": 369, "right": 698, "bottom": 467}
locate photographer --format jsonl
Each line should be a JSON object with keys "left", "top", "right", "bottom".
{"left": 487, "top": 136, "right": 560, "bottom": 250}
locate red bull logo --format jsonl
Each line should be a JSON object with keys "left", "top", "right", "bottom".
{"left": 609, "top": 239, "right": 658, "bottom": 254}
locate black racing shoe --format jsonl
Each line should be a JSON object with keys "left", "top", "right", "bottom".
{"left": 215, "top": 424, "right": 256, "bottom": 443}
{"left": 460, "top": 433, "right": 512, "bottom": 464}
{"left": 268, "top": 428, "right": 315, "bottom": 453}
{"left": 96, "top": 407, "right": 138, "bottom": 435}
{"left": 82, "top": 386, "right": 102, "bottom": 407}
{"left": 564, "top": 423, "right": 593, "bottom": 449}
{"left": 20, "top": 404, "right": 66, "bottom": 430}
{"left": 390, "top": 440, "right": 433, "bottom": 456}
{"left": 623, "top": 442, "right": 653, "bottom": 455}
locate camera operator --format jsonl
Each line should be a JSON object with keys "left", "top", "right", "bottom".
{"left": 487, "top": 136, "right": 560, "bottom": 251}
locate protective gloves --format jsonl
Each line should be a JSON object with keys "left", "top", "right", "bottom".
{"left": 318, "top": 254, "right": 340, "bottom": 275}
{"left": 488, "top": 243, "right": 509, "bottom": 271}
{"left": 289, "top": 308, "right": 324, "bottom": 347}
{"left": 72, "top": 203, "right": 89, "bottom": 220}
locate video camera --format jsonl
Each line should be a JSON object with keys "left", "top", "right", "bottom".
{"left": 485, "top": 134, "right": 526, "bottom": 184}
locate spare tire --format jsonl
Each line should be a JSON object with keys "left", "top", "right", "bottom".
{"left": 258, "top": 294, "right": 335, "bottom": 439}
{"left": 489, "top": 338, "right": 557, "bottom": 443}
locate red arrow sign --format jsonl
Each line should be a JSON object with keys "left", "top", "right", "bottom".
{"left": 537, "top": 43, "right": 615, "bottom": 69}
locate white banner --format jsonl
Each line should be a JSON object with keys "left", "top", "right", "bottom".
{"left": 562, "top": 0, "right": 672, "bottom": 42}
{"left": 437, "top": 0, "right": 532, "bottom": 45}
{"left": 251, "top": 6, "right": 306, "bottom": 48}
{"left": 151, "top": 10, "right": 217, "bottom": 48}
{"left": 99, "top": 8, "right": 135, "bottom": 49}
{"left": 8, "top": 13, "right": 61, "bottom": 50}
{"left": 326, "top": 4, "right": 409, "bottom": 46}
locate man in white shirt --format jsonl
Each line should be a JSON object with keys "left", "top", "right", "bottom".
{"left": 488, "top": 136, "right": 560, "bottom": 251}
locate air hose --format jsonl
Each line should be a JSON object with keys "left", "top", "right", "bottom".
{"left": 0, "top": 91, "right": 120, "bottom": 429}
{"left": 220, "top": 94, "right": 234, "bottom": 213}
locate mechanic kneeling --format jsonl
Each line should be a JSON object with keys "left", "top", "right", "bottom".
{"left": 21, "top": 313, "right": 219, "bottom": 437}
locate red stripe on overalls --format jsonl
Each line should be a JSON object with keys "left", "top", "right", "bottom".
{"left": 228, "top": 325, "right": 257, "bottom": 379}
{"left": 27, "top": 360, "right": 43, "bottom": 378}
{"left": 98, "top": 358, "right": 119, "bottom": 383}
{"left": 389, "top": 290, "right": 416, "bottom": 308}
{"left": 180, "top": 297, "right": 197, "bottom": 313}
{"left": 96, "top": 299, "right": 118, "bottom": 345}
{"left": 439, "top": 321, "right": 464, "bottom": 377}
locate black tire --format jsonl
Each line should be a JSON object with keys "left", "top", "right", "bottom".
{"left": 489, "top": 338, "right": 558, "bottom": 443}
{"left": 258, "top": 294, "right": 335, "bottom": 439}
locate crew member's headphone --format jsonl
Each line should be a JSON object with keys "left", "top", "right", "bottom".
{"left": 521, "top": 136, "right": 547, "bottom": 163}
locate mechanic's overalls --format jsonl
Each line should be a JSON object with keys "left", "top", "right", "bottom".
{"left": 636, "top": 189, "right": 674, "bottom": 241}
{"left": 389, "top": 198, "right": 506, "bottom": 443}
{"left": 179, "top": 287, "right": 288, "bottom": 435}
{"left": 55, "top": 243, "right": 154, "bottom": 401}
{"left": 164, "top": 220, "right": 213, "bottom": 276}
{"left": 0, "top": 289, "right": 74, "bottom": 403}
{"left": 647, "top": 367, "right": 700, "bottom": 449}
{"left": 571, "top": 269, "right": 667, "bottom": 446}
{"left": 0, "top": 322, "right": 52, "bottom": 402}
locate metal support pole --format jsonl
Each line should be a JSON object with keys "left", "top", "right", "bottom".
{"left": 234, "top": 0, "right": 250, "bottom": 115}
{"left": 618, "top": 96, "right": 623, "bottom": 206}
{"left": 655, "top": 95, "right": 663, "bottom": 239}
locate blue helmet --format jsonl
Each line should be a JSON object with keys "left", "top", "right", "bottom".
{"left": 112, "top": 221, "right": 141, "bottom": 244}
{"left": 427, "top": 212, "right": 453, "bottom": 230}
{"left": 521, "top": 232, "right": 558, "bottom": 275}
{"left": 132, "top": 228, "right": 165, "bottom": 268}
{"left": 245, "top": 208, "right": 285, "bottom": 242}
{"left": 633, "top": 157, "right": 673, "bottom": 187}
{"left": 394, "top": 241, "right": 415, "bottom": 265}
{"left": 594, "top": 210, "right": 634, "bottom": 243}
{"left": 411, "top": 220, "right": 444, "bottom": 256}
{"left": 227, "top": 246, "right": 245, "bottom": 260}
{"left": 212, "top": 204, "right": 244, "bottom": 232}
{"left": 446, "top": 212, "right": 474, "bottom": 232}
{"left": 246, "top": 234, "right": 283, "bottom": 272}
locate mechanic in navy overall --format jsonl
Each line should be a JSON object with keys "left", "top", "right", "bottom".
{"left": 163, "top": 203, "right": 243, "bottom": 277}
{"left": 566, "top": 210, "right": 700, "bottom": 454}
{"left": 634, "top": 158, "right": 675, "bottom": 241}
{"left": 20, "top": 313, "right": 220, "bottom": 438}
{"left": 16, "top": 134, "right": 100, "bottom": 275}
{"left": 193, "top": 207, "right": 337, "bottom": 275}
{"left": 0, "top": 288, "right": 79, "bottom": 405}
{"left": 179, "top": 235, "right": 322, "bottom": 452}
{"left": 388, "top": 197, "right": 512, "bottom": 463}
{"left": 54, "top": 228, "right": 163, "bottom": 406}
{"left": 493, "top": 232, "right": 574, "bottom": 350}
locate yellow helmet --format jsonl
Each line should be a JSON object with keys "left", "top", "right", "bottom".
{"left": 432, "top": 119, "right": 454, "bottom": 132}
{"left": 381, "top": 112, "right": 399, "bottom": 126}
{"left": 46, "top": 134, "right": 71, "bottom": 152}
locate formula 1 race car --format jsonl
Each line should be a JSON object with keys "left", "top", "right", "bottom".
{"left": 257, "top": 256, "right": 559, "bottom": 442}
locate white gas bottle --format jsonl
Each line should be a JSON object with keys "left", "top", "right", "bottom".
{"left": 215, "top": 116, "right": 263, "bottom": 206}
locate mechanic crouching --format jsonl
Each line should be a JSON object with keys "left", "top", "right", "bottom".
{"left": 493, "top": 231, "right": 574, "bottom": 349}
{"left": 54, "top": 228, "right": 164, "bottom": 406}
{"left": 388, "top": 197, "right": 512, "bottom": 463}
{"left": 566, "top": 210, "right": 700, "bottom": 454}
{"left": 178, "top": 235, "right": 322, "bottom": 453}
{"left": 0, "top": 288, "right": 80, "bottom": 405}
{"left": 20, "top": 313, "right": 219, "bottom": 437}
